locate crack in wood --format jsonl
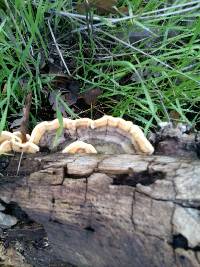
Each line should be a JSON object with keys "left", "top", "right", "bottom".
{"left": 112, "top": 170, "right": 165, "bottom": 187}
{"left": 169, "top": 161, "right": 187, "bottom": 261}
{"left": 130, "top": 189, "right": 136, "bottom": 232}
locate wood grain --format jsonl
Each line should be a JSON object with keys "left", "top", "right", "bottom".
{"left": 0, "top": 153, "right": 200, "bottom": 267}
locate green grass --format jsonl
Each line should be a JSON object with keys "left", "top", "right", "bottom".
{"left": 0, "top": 0, "right": 200, "bottom": 133}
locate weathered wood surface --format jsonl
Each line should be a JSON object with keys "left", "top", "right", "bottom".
{"left": 0, "top": 153, "right": 200, "bottom": 267}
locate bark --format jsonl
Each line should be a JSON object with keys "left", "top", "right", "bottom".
{"left": 0, "top": 153, "right": 200, "bottom": 267}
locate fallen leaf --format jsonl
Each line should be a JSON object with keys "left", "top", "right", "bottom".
{"left": 118, "top": 6, "right": 128, "bottom": 14}
{"left": 2, "top": 83, "right": 7, "bottom": 93}
{"left": 169, "top": 110, "right": 181, "bottom": 126}
{"left": 10, "top": 116, "right": 23, "bottom": 130}
{"left": 64, "top": 92, "right": 78, "bottom": 106}
{"left": 49, "top": 91, "right": 66, "bottom": 116}
{"left": 49, "top": 90, "right": 77, "bottom": 117}
{"left": 49, "top": 79, "right": 80, "bottom": 109}
{"left": 81, "top": 88, "right": 102, "bottom": 105}
{"left": 67, "top": 80, "right": 80, "bottom": 96}
{"left": 77, "top": 0, "right": 127, "bottom": 15}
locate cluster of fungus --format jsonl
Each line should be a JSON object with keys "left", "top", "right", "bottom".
{"left": 0, "top": 116, "right": 154, "bottom": 155}
{"left": 0, "top": 131, "right": 39, "bottom": 154}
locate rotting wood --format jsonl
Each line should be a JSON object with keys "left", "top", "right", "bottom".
{"left": 0, "top": 153, "right": 200, "bottom": 267}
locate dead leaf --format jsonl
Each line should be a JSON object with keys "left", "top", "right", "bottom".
{"left": 67, "top": 80, "right": 80, "bottom": 96}
{"left": 49, "top": 91, "right": 66, "bottom": 115}
{"left": 81, "top": 88, "right": 102, "bottom": 105}
{"left": 49, "top": 79, "right": 80, "bottom": 109}
{"left": 2, "top": 83, "right": 7, "bottom": 93}
{"left": 10, "top": 116, "right": 23, "bottom": 130}
{"left": 118, "top": 6, "right": 128, "bottom": 14}
{"left": 170, "top": 110, "right": 181, "bottom": 126}
{"left": 48, "top": 90, "right": 77, "bottom": 117}
{"left": 64, "top": 92, "right": 78, "bottom": 106}
{"left": 76, "top": 0, "right": 127, "bottom": 15}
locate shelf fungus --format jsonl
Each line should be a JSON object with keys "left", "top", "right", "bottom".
{"left": 0, "top": 116, "right": 154, "bottom": 154}
{"left": 0, "top": 131, "right": 39, "bottom": 154}
{"left": 29, "top": 115, "right": 154, "bottom": 155}
{"left": 0, "top": 131, "right": 20, "bottom": 154}
{"left": 0, "top": 140, "right": 12, "bottom": 154}
{"left": 11, "top": 138, "right": 39, "bottom": 154}
{"left": 62, "top": 141, "right": 97, "bottom": 154}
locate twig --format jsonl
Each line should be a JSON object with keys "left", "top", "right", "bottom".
{"left": 16, "top": 151, "right": 23, "bottom": 176}
{"left": 20, "top": 92, "right": 32, "bottom": 143}
{"left": 17, "top": 92, "right": 32, "bottom": 175}
{"left": 47, "top": 19, "right": 72, "bottom": 77}
{"left": 85, "top": 0, "right": 92, "bottom": 34}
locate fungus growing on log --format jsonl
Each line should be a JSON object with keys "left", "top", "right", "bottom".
{"left": 11, "top": 138, "right": 39, "bottom": 153}
{"left": 0, "top": 116, "right": 154, "bottom": 154}
{"left": 62, "top": 140, "right": 97, "bottom": 154}
{"left": 29, "top": 115, "right": 154, "bottom": 155}
{"left": 0, "top": 131, "right": 17, "bottom": 144}
{"left": 0, "top": 131, "right": 21, "bottom": 154}
{"left": 0, "top": 131, "right": 39, "bottom": 154}
{"left": 0, "top": 140, "right": 12, "bottom": 154}
{"left": 13, "top": 131, "right": 31, "bottom": 141}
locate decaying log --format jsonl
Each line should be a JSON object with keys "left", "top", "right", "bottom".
{"left": 0, "top": 153, "right": 200, "bottom": 267}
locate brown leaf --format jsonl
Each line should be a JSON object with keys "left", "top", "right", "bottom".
{"left": 77, "top": 0, "right": 120, "bottom": 15}
{"left": 48, "top": 91, "right": 77, "bottom": 118}
{"left": 2, "top": 83, "right": 7, "bottom": 94}
{"left": 81, "top": 88, "right": 102, "bottom": 105}
{"left": 49, "top": 79, "right": 80, "bottom": 109}
{"left": 64, "top": 92, "right": 78, "bottom": 106}
{"left": 118, "top": 6, "right": 128, "bottom": 14}
{"left": 10, "top": 116, "right": 23, "bottom": 130}
{"left": 169, "top": 110, "right": 181, "bottom": 126}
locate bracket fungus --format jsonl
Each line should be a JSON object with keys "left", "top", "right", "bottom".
{"left": 0, "top": 131, "right": 39, "bottom": 154}
{"left": 62, "top": 141, "right": 97, "bottom": 154}
{"left": 0, "top": 131, "right": 17, "bottom": 144}
{"left": 11, "top": 138, "right": 39, "bottom": 154}
{"left": 29, "top": 115, "right": 154, "bottom": 155}
{"left": 0, "top": 140, "right": 12, "bottom": 154}
{"left": 0, "top": 131, "right": 20, "bottom": 154}
{"left": 0, "top": 116, "right": 154, "bottom": 155}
